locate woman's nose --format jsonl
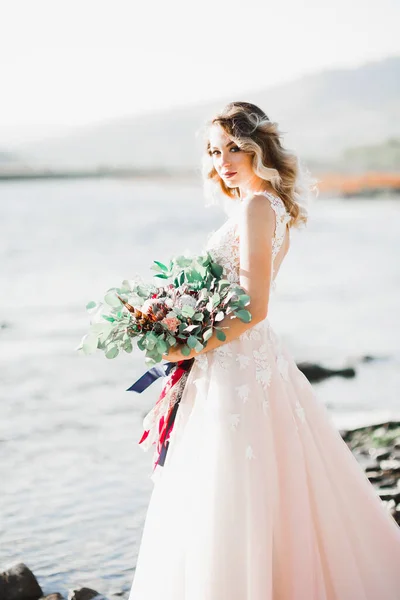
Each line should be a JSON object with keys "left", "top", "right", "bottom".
{"left": 220, "top": 152, "right": 231, "bottom": 167}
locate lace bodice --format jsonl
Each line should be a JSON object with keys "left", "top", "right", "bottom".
{"left": 202, "top": 191, "right": 291, "bottom": 291}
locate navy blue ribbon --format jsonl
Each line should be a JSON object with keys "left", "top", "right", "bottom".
{"left": 126, "top": 361, "right": 176, "bottom": 393}
{"left": 126, "top": 358, "right": 194, "bottom": 393}
{"left": 127, "top": 358, "right": 195, "bottom": 468}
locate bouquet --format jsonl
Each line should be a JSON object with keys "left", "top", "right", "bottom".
{"left": 77, "top": 250, "right": 253, "bottom": 474}
{"left": 77, "top": 250, "right": 252, "bottom": 365}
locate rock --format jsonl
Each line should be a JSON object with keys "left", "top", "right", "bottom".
{"left": 371, "top": 447, "right": 393, "bottom": 461}
{"left": 380, "top": 459, "right": 400, "bottom": 473}
{"left": 68, "top": 588, "right": 108, "bottom": 600}
{"left": 296, "top": 362, "right": 356, "bottom": 383}
{"left": 366, "top": 470, "right": 384, "bottom": 483}
{"left": 360, "top": 354, "right": 390, "bottom": 362}
{"left": 338, "top": 421, "right": 400, "bottom": 517}
{"left": 351, "top": 450, "right": 379, "bottom": 471}
{"left": 39, "top": 595, "right": 66, "bottom": 600}
{"left": 0, "top": 563, "right": 43, "bottom": 600}
{"left": 361, "top": 355, "right": 376, "bottom": 362}
{"left": 360, "top": 354, "right": 390, "bottom": 363}
{"left": 378, "top": 488, "right": 400, "bottom": 504}
{"left": 379, "top": 476, "right": 398, "bottom": 488}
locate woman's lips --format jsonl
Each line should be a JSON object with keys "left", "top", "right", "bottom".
{"left": 223, "top": 171, "right": 237, "bottom": 178}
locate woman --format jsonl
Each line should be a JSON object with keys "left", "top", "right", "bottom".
{"left": 128, "top": 102, "right": 400, "bottom": 599}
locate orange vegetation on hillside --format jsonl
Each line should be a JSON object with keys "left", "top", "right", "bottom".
{"left": 316, "top": 172, "right": 400, "bottom": 195}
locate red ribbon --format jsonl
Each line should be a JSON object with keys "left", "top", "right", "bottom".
{"left": 139, "top": 359, "right": 193, "bottom": 471}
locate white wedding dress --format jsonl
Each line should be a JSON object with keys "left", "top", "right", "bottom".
{"left": 128, "top": 191, "right": 400, "bottom": 599}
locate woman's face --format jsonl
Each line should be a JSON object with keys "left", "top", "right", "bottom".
{"left": 208, "top": 124, "right": 255, "bottom": 190}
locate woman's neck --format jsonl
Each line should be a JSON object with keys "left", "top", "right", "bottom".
{"left": 238, "top": 181, "right": 276, "bottom": 202}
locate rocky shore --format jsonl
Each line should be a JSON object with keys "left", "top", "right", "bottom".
{"left": 340, "top": 420, "right": 400, "bottom": 526}
{"left": 2, "top": 418, "right": 399, "bottom": 600}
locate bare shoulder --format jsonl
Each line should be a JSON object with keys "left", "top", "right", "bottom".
{"left": 240, "top": 194, "right": 275, "bottom": 234}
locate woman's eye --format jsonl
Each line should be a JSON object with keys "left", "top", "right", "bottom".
{"left": 211, "top": 146, "right": 240, "bottom": 156}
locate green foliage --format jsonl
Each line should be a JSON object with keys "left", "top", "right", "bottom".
{"left": 215, "top": 328, "right": 227, "bottom": 342}
{"left": 78, "top": 249, "right": 255, "bottom": 364}
{"left": 180, "top": 344, "right": 192, "bottom": 357}
{"left": 187, "top": 335, "right": 198, "bottom": 349}
{"left": 234, "top": 309, "right": 252, "bottom": 323}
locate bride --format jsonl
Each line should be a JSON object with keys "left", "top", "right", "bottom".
{"left": 128, "top": 101, "right": 400, "bottom": 599}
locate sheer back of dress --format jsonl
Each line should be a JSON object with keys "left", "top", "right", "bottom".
{"left": 203, "top": 191, "right": 291, "bottom": 291}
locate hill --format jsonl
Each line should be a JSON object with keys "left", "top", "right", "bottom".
{"left": 12, "top": 55, "right": 400, "bottom": 171}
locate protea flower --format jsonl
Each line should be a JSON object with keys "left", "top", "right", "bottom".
{"left": 161, "top": 315, "right": 180, "bottom": 333}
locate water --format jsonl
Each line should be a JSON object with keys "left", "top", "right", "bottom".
{"left": 1, "top": 178, "right": 399, "bottom": 598}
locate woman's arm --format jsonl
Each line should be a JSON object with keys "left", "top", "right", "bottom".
{"left": 163, "top": 196, "right": 276, "bottom": 361}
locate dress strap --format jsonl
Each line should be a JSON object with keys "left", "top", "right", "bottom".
{"left": 259, "top": 191, "right": 291, "bottom": 260}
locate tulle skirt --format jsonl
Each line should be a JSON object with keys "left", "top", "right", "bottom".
{"left": 129, "top": 318, "right": 400, "bottom": 600}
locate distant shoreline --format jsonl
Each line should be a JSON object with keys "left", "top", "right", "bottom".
{"left": 0, "top": 167, "right": 198, "bottom": 183}
{"left": 0, "top": 167, "right": 399, "bottom": 197}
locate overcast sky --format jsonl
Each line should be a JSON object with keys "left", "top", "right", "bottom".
{"left": 1, "top": 0, "right": 399, "bottom": 145}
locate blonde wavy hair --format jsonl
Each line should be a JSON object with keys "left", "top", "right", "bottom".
{"left": 197, "top": 101, "right": 319, "bottom": 228}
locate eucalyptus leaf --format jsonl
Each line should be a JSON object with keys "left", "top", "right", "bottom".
{"left": 180, "top": 344, "right": 191, "bottom": 357}
{"left": 104, "top": 292, "right": 122, "bottom": 308}
{"left": 102, "top": 315, "right": 115, "bottom": 323}
{"left": 190, "top": 270, "right": 203, "bottom": 281}
{"left": 137, "top": 337, "right": 146, "bottom": 351}
{"left": 147, "top": 332, "right": 158, "bottom": 343}
{"left": 235, "top": 309, "right": 252, "bottom": 323}
{"left": 123, "top": 339, "right": 133, "bottom": 353}
{"left": 105, "top": 346, "right": 119, "bottom": 359}
{"left": 203, "top": 328, "right": 213, "bottom": 342}
{"left": 144, "top": 355, "right": 158, "bottom": 367}
{"left": 156, "top": 339, "right": 168, "bottom": 354}
{"left": 217, "top": 279, "right": 230, "bottom": 288}
{"left": 194, "top": 340, "right": 204, "bottom": 352}
{"left": 187, "top": 335, "right": 198, "bottom": 349}
{"left": 215, "top": 329, "right": 226, "bottom": 342}
{"left": 86, "top": 301, "right": 97, "bottom": 310}
{"left": 98, "top": 323, "right": 114, "bottom": 342}
{"left": 211, "top": 292, "right": 220, "bottom": 306}
{"left": 210, "top": 262, "right": 223, "bottom": 277}
{"left": 82, "top": 333, "right": 99, "bottom": 355}
{"left": 239, "top": 294, "right": 251, "bottom": 305}
{"left": 181, "top": 305, "right": 195, "bottom": 318}
{"left": 153, "top": 260, "right": 169, "bottom": 272}
{"left": 120, "top": 280, "right": 132, "bottom": 292}
{"left": 91, "top": 322, "right": 108, "bottom": 334}
{"left": 215, "top": 311, "right": 225, "bottom": 321}
{"left": 137, "top": 284, "right": 150, "bottom": 297}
